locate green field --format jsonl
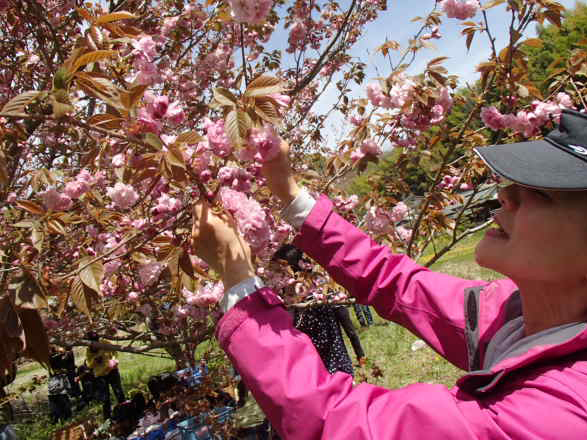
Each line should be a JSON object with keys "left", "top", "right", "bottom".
{"left": 9, "top": 230, "right": 500, "bottom": 439}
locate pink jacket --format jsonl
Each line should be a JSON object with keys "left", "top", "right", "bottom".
{"left": 217, "top": 196, "right": 587, "bottom": 439}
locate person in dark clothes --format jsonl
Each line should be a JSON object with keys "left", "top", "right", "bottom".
{"left": 48, "top": 348, "right": 73, "bottom": 423}
{"left": 75, "top": 362, "right": 95, "bottom": 410}
{"left": 60, "top": 347, "right": 82, "bottom": 399}
{"left": 274, "top": 244, "right": 362, "bottom": 376}
{"left": 333, "top": 306, "right": 367, "bottom": 366}
{"left": 352, "top": 304, "right": 374, "bottom": 327}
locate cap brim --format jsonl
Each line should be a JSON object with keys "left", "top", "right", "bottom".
{"left": 474, "top": 140, "right": 587, "bottom": 191}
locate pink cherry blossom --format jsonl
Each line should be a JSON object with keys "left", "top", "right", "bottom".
{"left": 219, "top": 187, "right": 271, "bottom": 251}
{"left": 248, "top": 124, "right": 281, "bottom": 162}
{"left": 64, "top": 180, "right": 90, "bottom": 199}
{"left": 395, "top": 226, "right": 413, "bottom": 243}
{"left": 361, "top": 139, "right": 382, "bottom": 156}
{"left": 203, "top": 118, "right": 233, "bottom": 157}
{"left": 184, "top": 282, "right": 225, "bottom": 307}
{"left": 217, "top": 166, "right": 252, "bottom": 192}
{"left": 481, "top": 106, "right": 505, "bottom": 131}
{"left": 127, "top": 291, "right": 139, "bottom": 302}
{"left": 268, "top": 93, "right": 291, "bottom": 108}
{"left": 155, "top": 193, "right": 182, "bottom": 214}
{"left": 441, "top": 0, "right": 479, "bottom": 20}
{"left": 112, "top": 153, "right": 125, "bottom": 167}
{"left": 364, "top": 206, "right": 393, "bottom": 234}
{"left": 334, "top": 194, "right": 359, "bottom": 212}
{"left": 227, "top": 0, "right": 273, "bottom": 25}
{"left": 106, "top": 182, "right": 139, "bottom": 210}
{"left": 391, "top": 202, "right": 408, "bottom": 223}
{"left": 40, "top": 189, "right": 73, "bottom": 211}
{"left": 138, "top": 261, "right": 165, "bottom": 287}
{"left": 439, "top": 175, "right": 459, "bottom": 190}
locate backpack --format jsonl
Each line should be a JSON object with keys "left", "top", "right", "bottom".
{"left": 48, "top": 373, "right": 70, "bottom": 395}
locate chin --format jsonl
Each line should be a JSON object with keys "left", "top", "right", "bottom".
{"left": 474, "top": 240, "right": 499, "bottom": 272}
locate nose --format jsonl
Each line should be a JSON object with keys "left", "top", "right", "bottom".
{"left": 497, "top": 184, "right": 519, "bottom": 211}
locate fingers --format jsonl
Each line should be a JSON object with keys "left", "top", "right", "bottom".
{"left": 190, "top": 200, "right": 256, "bottom": 290}
{"left": 261, "top": 140, "right": 300, "bottom": 205}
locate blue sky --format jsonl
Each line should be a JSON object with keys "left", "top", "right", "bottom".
{"left": 276, "top": 0, "right": 582, "bottom": 143}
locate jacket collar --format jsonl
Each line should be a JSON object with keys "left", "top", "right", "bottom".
{"left": 459, "top": 288, "right": 587, "bottom": 395}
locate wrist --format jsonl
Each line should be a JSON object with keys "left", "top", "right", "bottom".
{"left": 276, "top": 178, "right": 300, "bottom": 207}
{"left": 221, "top": 263, "right": 256, "bottom": 292}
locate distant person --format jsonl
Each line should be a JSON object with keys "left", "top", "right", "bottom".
{"left": 352, "top": 304, "right": 374, "bottom": 328}
{"left": 48, "top": 347, "right": 73, "bottom": 423}
{"left": 75, "top": 362, "right": 95, "bottom": 410}
{"left": 85, "top": 331, "right": 125, "bottom": 420}
{"left": 0, "top": 363, "right": 17, "bottom": 440}
{"left": 274, "top": 244, "right": 358, "bottom": 376}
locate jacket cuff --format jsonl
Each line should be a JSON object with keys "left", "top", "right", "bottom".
{"left": 216, "top": 288, "right": 285, "bottom": 346}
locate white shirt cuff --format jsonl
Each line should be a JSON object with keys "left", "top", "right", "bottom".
{"left": 221, "top": 276, "right": 265, "bottom": 313}
{"left": 281, "top": 188, "right": 316, "bottom": 230}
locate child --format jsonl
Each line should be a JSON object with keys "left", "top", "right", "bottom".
{"left": 192, "top": 108, "right": 587, "bottom": 439}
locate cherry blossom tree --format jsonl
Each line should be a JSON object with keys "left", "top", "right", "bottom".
{"left": 0, "top": 0, "right": 582, "bottom": 383}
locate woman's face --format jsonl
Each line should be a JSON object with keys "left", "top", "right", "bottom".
{"left": 475, "top": 184, "right": 587, "bottom": 284}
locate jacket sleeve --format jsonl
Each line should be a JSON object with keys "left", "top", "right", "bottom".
{"left": 293, "top": 195, "right": 488, "bottom": 370}
{"left": 217, "top": 289, "right": 502, "bottom": 440}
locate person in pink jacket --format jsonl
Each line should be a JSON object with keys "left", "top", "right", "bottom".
{"left": 191, "top": 109, "right": 587, "bottom": 439}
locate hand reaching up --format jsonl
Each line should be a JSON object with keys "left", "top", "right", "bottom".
{"left": 191, "top": 202, "right": 256, "bottom": 291}
{"left": 261, "top": 139, "right": 301, "bottom": 206}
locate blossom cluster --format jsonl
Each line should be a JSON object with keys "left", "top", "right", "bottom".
{"left": 227, "top": 0, "right": 273, "bottom": 25}
{"left": 219, "top": 187, "right": 271, "bottom": 252}
{"left": 182, "top": 282, "right": 225, "bottom": 308}
{"left": 364, "top": 202, "right": 409, "bottom": 236}
{"left": 481, "top": 93, "right": 573, "bottom": 136}
{"left": 40, "top": 170, "right": 100, "bottom": 211}
{"left": 107, "top": 182, "right": 139, "bottom": 210}
{"left": 366, "top": 76, "right": 454, "bottom": 134}
{"left": 441, "top": 0, "right": 479, "bottom": 20}
{"left": 137, "top": 91, "right": 185, "bottom": 134}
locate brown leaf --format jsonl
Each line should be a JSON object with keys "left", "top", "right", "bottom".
{"left": 88, "top": 113, "right": 124, "bottom": 130}
{"left": 522, "top": 38, "right": 543, "bottom": 48}
{"left": 78, "top": 257, "right": 104, "bottom": 294}
{"left": 57, "top": 291, "right": 69, "bottom": 318}
{"left": 16, "top": 200, "right": 45, "bottom": 215}
{"left": 76, "top": 7, "right": 95, "bottom": 22}
{"left": 11, "top": 270, "right": 47, "bottom": 310}
{"left": 244, "top": 75, "right": 284, "bottom": 98}
{"left": 17, "top": 308, "right": 50, "bottom": 367}
{"left": 0, "top": 297, "right": 21, "bottom": 339}
{"left": 225, "top": 109, "right": 251, "bottom": 148}
{"left": 95, "top": 11, "right": 137, "bottom": 25}
{"left": 179, "top": 250, "right": 195, "bottom": 278}
{"left": 71, "top": 276, "right": 97, "bottom": 318}
{"left": 176, "top": 131, "right": 203, "bottom": 145}
{"left": 72, "top": 50, "right": 118, "bottom": 73}
{"left": 1, "top": 91, "right": 43, "bottom": 116}
{"left": 254, "top": 99, "right": 281, "bottom": 124}
{"left": 212, "top": 88, "right": 238, "bottom": 107}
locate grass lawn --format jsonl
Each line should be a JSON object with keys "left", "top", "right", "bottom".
{"left": 10, "top": 229, "right": 501, "bottom": 438}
